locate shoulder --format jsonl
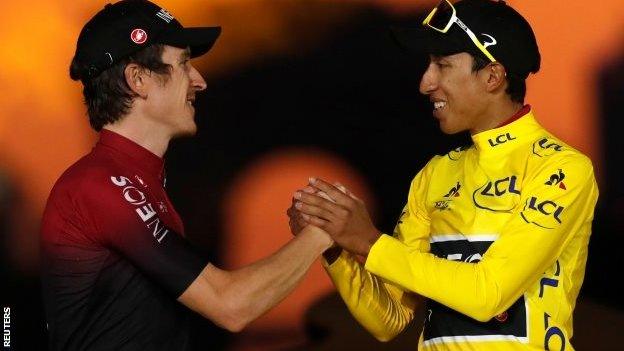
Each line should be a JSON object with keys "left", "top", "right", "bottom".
{"left": 407, "top": 146, "right": 470, "bottom": 195}
{"left": 49, "top": 151, "right": 131, "bottom": 208}
{"left": 408, "top": 144, "right": 473, "bottom": 183}
{"left": 429, "top": 144, "right": 473, "bottom": 168}
{"left": 526, "top": 133, "right": 594, "bottom": 179}
{"left": 417, "top": 144, "right": 473, "bottom": 178}
{"left": 42, "top": 152, "right": 122, "bottom": 243}
{"left": 519, "top": 133, "right": 598, "bottom": 203}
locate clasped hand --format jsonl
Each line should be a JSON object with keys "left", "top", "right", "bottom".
{"left": 286, "top": 177, "right": 380, "bottom": 256}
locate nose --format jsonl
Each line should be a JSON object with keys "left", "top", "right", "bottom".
{"left": 419, "top": 62, "right": 438, "bottom": 95}
{"left": 189, "top": 64, "right": 207, "bottom": 92}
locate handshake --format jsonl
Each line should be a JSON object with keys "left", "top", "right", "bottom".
{"left": 286, "top": 177, "right": 381, "bottom": 258}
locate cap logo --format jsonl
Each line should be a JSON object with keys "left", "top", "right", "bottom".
{"left": 156, "top": 9, "right": 174, "bottom": 23}
{"left": 481, "top": 33, "right": 497, "bottom": 48}
{"left": 130, "top": 29, "right": 148, "bottom": 44}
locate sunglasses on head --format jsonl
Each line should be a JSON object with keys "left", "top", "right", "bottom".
{"left": 423, "top": 0, "right": 497, "bottom": 63}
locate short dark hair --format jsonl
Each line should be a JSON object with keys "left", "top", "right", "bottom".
{"left": 471, "top": 54, "right": 526, "bottom": 104}
{"left": 70, "top": 44, "right": 171, "bottom": 131}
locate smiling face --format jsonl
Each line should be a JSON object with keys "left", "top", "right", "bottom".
{"left": 419, "top": 53, "right": 491, "bottom": 135}
{"left": 143, "top": 45, "right": 207, "bottom": 137}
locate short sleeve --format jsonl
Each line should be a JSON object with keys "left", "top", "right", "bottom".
{"left": 79, "top": 174, "right": 208, "bottom": 297}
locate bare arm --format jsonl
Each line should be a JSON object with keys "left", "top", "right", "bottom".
{"left": 177, "top": 225, "right": 332, "bottom": 332}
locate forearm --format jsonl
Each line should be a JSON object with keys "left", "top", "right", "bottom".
{"left": 365, "top": 230, "right": 578, "bottom": 322}
{"left": 221, "top": 226, "right": 332, "bottom": 326}
{"left": 325, "top": 250, "right": 418, "bottom": 341}
{"left": 365, "top": 237, "right": 499, "bottom": 322}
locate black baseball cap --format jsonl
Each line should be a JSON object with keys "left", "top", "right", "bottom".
{"left": 70, "top": 0, "right": 221, "bottom": 80}
{"left": 393, "top": 0, "right": 540, "bottom": 79}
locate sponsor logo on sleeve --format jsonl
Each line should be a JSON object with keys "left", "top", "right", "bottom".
{"left": 434, "top": 182, "right": 461, "bottom": 211}
{"left": 472, "top": 175, "right": 521, "bottom": 212}
{"left": 545, "top": 169, "right": 567, "bottom": 190}
{"left": 520, "top": 196, "right": 565, "bottom": 229}
{"left": 110, "top": 176, "right": 169, "bottom": 243}
{"left": 532, "top": 137, "right": 564, "bottom": 157}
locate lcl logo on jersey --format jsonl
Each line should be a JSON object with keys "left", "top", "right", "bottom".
{"left": 488, "top": 133, "right": 516, "bottom": 147}
{"left": 473, "top": 176, "right": 521, "bottom": 212}
{"left": 520, "top": 196, "right": 565, "bottom": 229}
{"left": 532, "top": 137, "right": 564, "bottom": 157}
{"left": 545, "top": 169, "right": 567, "bottom": 190}
{"left": 434, "top": 182, "right": 461, "bottom": 210}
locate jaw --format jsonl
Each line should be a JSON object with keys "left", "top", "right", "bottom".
{"left": 435, "top": 106, "right": 470, "bottom": 135}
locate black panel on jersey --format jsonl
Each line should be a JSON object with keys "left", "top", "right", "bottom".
{"left": 422, "top": 237, "right": 528, "bottom": 342}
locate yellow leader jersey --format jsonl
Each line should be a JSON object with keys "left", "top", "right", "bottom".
{"left": 325, "top": 109, "right": 598, "bottom": 350}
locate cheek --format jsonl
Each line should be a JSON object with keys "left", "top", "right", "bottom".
{"left": 449, "top": 76, "right": 480, "bottom": 104}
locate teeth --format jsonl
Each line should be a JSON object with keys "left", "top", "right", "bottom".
{"left": 434, "top": 101, "right": 446, "bottom": 110}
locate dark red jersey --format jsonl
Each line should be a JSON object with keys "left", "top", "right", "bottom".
{"left": 41, "top": 130, "right": 207, "bottom": 351}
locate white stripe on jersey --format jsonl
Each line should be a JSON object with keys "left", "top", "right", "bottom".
{"left": 430, "top": 234, "right": 499, "bottom": 243}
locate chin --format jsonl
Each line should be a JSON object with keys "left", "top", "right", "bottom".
{"left": 439, "top": 121, "right": 458, "bottom": 135}
{"left": 438, "top": 118, "right": 467, "bottom": 135}
{"left": 172, "top": 122, "right": 198, "bottom": 138}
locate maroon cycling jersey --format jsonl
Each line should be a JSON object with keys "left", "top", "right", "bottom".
{"left": 41, "top": 130, "right": 208, "bottom": 351}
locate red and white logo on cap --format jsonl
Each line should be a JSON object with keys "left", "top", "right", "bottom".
{"left": 130, "top": 29, "right": 148, "bottom": 44}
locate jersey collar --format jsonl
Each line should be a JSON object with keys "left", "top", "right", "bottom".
{"left": 97, "top": 129, "right": 165, "bottom": 180}
{"left": 471, "top": 106, "right": 541, "bottom": 153}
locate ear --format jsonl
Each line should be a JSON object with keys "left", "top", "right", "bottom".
{"left": 124, "top": 63, "right": 149, "bottom": 98}
{"left": 484, "top": 62, "right": 507, "bottom": 93}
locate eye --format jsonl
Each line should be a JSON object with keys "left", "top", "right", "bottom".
{"left": 180, "top": 59, "right": 191, "bottom": 72}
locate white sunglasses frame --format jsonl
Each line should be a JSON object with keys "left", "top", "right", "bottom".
{"left": 423, "top": 0, "right": 497, "bottom": 63}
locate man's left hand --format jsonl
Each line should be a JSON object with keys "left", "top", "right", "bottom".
{"left": 294, "top": 178, "right": 380, "bottom": 256}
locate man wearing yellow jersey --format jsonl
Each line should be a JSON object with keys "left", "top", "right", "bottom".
{"left": 287, "top": 0, "right": 598, "bottom": 350}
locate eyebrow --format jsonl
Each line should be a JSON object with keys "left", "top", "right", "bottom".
{"left": 180, "top": 48, "right": 191, "bottom": 60}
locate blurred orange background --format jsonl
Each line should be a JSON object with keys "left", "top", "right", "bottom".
{"left": 1, "top": 0, "right": 622, "bottom": 348}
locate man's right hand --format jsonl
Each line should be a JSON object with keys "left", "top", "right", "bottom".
{"left": 287, "top": 184, "right": 343, "bottom": 263}
{"left": 286, "top": 186, "right": 316, "bottom": 236}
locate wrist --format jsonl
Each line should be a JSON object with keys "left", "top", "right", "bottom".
{"left": 301, "top": 225, "right": 333, "bottom": 251}
{"left": 364, "top": 230, "right": 382, "bottom": 255}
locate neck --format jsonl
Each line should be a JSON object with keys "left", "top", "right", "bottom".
{"left": 470, "top": 99, "right": 524, "bottom": 135}
{"left": 103, "top": 112, "right": 171, "bottom": 158}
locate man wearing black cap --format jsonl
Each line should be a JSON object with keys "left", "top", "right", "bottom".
{"left": 40, "top": 1, "right": 333, "bottom": 350}
{"left": 289, "top": 0, "right": 598, "bottom": 349}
